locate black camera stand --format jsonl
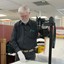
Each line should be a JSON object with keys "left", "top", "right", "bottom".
{"left": 44, "top": 17, "right": 56, "bottom": 64}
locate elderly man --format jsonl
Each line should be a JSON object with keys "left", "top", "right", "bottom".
{"left": 10, "top": 5, "right": 38, "bottom": 62}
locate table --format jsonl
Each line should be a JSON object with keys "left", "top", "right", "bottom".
{"left": 11, "top": 60, "right": 48, "bottom": 64}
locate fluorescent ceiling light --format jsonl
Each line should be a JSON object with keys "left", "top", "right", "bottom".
{"left": 40, "top": 16, "right": 47, "bottom": 18}
{"left": 0, "top": 19, "right": 10, "bottom": 20}
{"left": 0, "top": 19, "right": 11, "bottom": 22}
{"left": 31, "top": 17, "right": 36, "bottom": 19}
{"left": 57, "top": 9, "right": 64, "bottom": 15}
{"left": 55, "top": 16, "right": 61, "bottom": 19}
{"left": 31, "top": 16, "right": 48, "bottom": 19}
{"left": 0, "top": 14, "right": 7, "bottom": 17}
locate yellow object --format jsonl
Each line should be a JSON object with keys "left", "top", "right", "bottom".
{"left": 38, "top": 46, "right": 45, "bottom": 53}
{"left": 36, "top": 38, "right": 46, "bottom": 53}
{"left": 56, "top": 35, "right": 64, "bottom": 38}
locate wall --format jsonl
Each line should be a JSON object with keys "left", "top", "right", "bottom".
{"left": 0, "top": 24, "right": 13, "bottom": 42}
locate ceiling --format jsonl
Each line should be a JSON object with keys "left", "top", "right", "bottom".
{"left": 0, "top": 0, "right": 64, "bottom": 20}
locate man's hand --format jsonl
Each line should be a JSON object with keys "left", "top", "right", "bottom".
{"left": 17, "top": 51, "right": 26, "bottom": 62}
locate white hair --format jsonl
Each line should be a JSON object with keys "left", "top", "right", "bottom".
{"left": 18, "top": 5, "right": 30, "bottom": 13}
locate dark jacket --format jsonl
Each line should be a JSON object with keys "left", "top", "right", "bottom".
{"left": 10, "top": 19, "right": 38, "bottom": 52}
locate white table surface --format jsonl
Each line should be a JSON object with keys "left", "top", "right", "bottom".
{"left": 10, "top": 60, "right": 47, "bottom": 64}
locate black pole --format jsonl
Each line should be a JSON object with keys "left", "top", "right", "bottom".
{"left": 48, "top": 24, "right": 53, "bottom": 64}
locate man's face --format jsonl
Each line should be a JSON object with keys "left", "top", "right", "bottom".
{"left": 19, "top": 11, "right": 30, "bottom": 21}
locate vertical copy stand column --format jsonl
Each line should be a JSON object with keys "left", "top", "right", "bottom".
{"left": 48, "top": 24, "right": 53, "bottom": 64}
